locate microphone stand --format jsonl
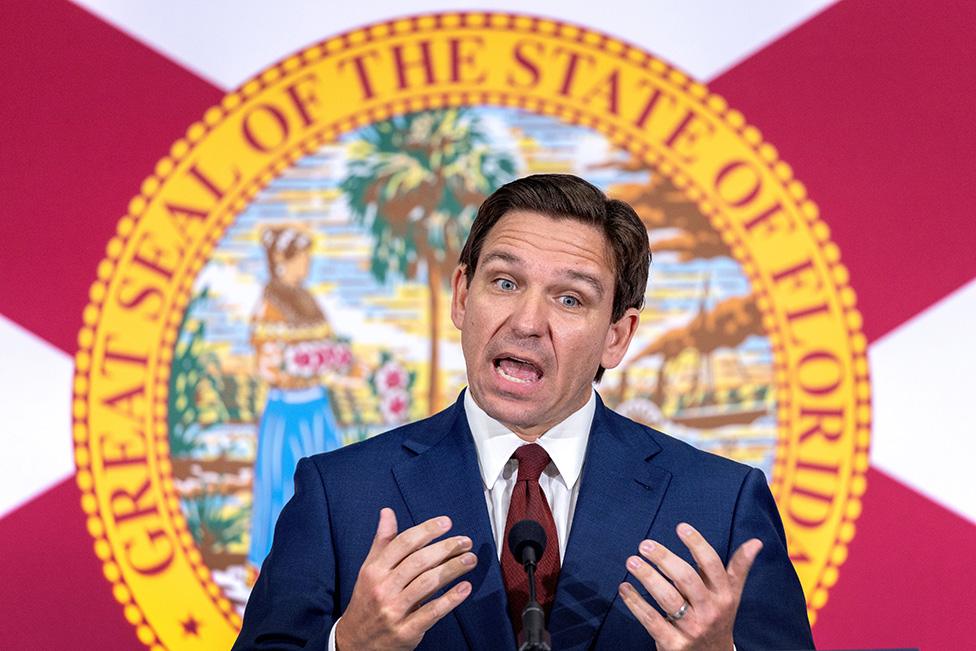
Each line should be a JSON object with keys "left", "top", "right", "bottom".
{"left": 519, "top": 545, "right": 550, "bottom": 651}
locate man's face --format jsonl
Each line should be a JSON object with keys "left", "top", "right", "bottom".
{"left": 451, "top": 210, "right": 640, "bottom": 439}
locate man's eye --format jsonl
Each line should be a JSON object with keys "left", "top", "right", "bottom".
{"left": 560, "top": 295, "right": 581, "bottom": 308}
{"left": 496, "top": 279, "right": 516, "bottom": 291}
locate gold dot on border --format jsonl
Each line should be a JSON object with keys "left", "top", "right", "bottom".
{"left": 73, "top": 422, "right": 89, "bottom": 443}
{"left": 822, "top": 566, "right": 839, "bottom": 588}
{"left": 117, "top": 216, "right": 135, "bottom": 236}
{"left": 128, "top": 196, "right": 147, "bottom": 216}
{"left": 857, "top": 404, "right": 871, "bottom": 424}
{"left": 261, "top": 67, "right": 282, "bottom": 84}
{"left": 186, "top": 122, "right": 206, "bottom": 143}
{"left": 758, "top": 143, "right": 778, "bottom": 163}
{"left": 87, "top": 516, "right": 104, "bottom": 538}
{"left": 831, "top": 264, "right": 849, "bottom": 286}
{"left": 857, "top": 428, "right": 871, "bottom": 447}
{"left": 788, "top": 180, "right": 807, "bottom": 201}
{"left": 242, "top": 80, "right": 262, "bottom": 97}
{"left": 726, "top": 110, "right": 745, "bottom": 129}
{"left": 282, "top": 56, "right": 301, "bottom": 72}
{"left": 104, "top": 562, "right": 120, "bottom": 582}
{"left": 840, "top": 287, "right": 857, "bottom": 308}
{"left": 82, "top": 305, "right": 99, "bottom": 326}
{"left": 801, "top": 200, "right": 819, "bottom": 220}
{"left": 96, "top": 259, "right": 115, "bottom": 281}
{"left": 94, "top": 539, "right": 111, "bottom": 560}
{"left": 221, "top": 93, "right": 242, "bottom": 111}
{"left": 170, "top": 138, "right": 189, "bottom": 159}
{"left": 88, "top": 282, "right": 106, "bottom": 303}
{"left": 72, "top": 398, "right": 88, "bottom": 419}
{"left": 773, "top": 161, "right": 793, "bottom": 181}
{"left": 155, "top": 157, "right": 174, "bottom": 177}
{"left": 851, "top": 475, "right": 867, "bottom": 496}
{"left": 204, "top": 106, "right": 224, "bottom": 126}
{"left": 75, "top": 470, "right": 97, "bottom": 492}
{"left": 706, "top": 95, "right": 727, "bottom": 114}
{"left": 81, "top": 493, "right": 97, "bottom": 513}
{"left": 831, "top": 544, "right": 849, "bottom": 566}
{"left": 106, "top": 237, "right": 123, "bottom": 259}
{"left": 811, "top": 587, "right": 828, "bottom": 609}
{"left": 136, "top": 625, "right": 156, "bottom": 646}
{"left": 124, "top": 604, "right": 142, "bottom": 625}
{"left": 75, "top": 447, "right": 90, "bottom": 467}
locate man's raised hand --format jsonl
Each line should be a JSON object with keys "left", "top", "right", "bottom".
{"left": 334, "top": 508, "right": 477, "bottom": 651}
{"left": 618, "top": 523, "right": 762, "bottom": 651}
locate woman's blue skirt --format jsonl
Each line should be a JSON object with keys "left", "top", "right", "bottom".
{"left": 248, "top": 385, "right": 341, "bottom": 567}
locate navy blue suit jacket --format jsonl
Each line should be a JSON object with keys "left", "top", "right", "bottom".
{"left": 234, "top": 393, "right": 814, "bottom": 650}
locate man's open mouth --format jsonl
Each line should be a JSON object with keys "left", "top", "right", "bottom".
{"left": 493, "top": 356, "right": 544, "bottom": 384}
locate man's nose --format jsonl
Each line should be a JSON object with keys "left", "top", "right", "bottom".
{"left": 509, "top": 290, "right": 548, "bottom": 338}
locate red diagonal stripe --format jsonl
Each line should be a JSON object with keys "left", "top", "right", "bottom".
{"left": 0, "top": 476, "right": 140, "bottom": 649}
{"left": 812, "top": 467, "right": 976, "bottom": 650}
{"left": 0, "top": 1, "right": 222, "bottom": 354}
{"left": 710, "top": 0, "right": 976, "bottom": 342}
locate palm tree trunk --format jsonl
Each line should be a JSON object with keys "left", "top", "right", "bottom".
{"left": 426, "top": 255, "right": 443, "bottom": 413}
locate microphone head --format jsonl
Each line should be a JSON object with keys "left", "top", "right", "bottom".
{"left": 507, "top": 519, "right": 547, "bottom": 564}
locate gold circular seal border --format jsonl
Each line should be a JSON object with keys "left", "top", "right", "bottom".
{"left": 71, "top": 12, "right": 870, "bottom": 648}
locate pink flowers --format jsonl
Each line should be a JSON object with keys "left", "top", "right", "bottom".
{"left": 380, "top": 390, "right": 410, "bottom": 424}
{"left": 372, "top": 360, "right": 412, "bottom": 424}
{"left": 283, "top": 340, "right": 353, "bottom": 377}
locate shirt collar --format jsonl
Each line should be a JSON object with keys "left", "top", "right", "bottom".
{"left": 464, "top": 389, "right": 596, "bottom": 492}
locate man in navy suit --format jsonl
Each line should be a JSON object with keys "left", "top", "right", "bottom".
{"left": 234, "top": 175, "right": 814, "bottom": 650}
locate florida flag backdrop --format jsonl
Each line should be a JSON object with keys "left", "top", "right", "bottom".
{"left": 1, "top": 1, "right": 974, "bottom": 649}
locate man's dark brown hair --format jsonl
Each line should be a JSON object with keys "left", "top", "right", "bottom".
{"left": 458, "top": 174, "right": 651, "bottom": 381}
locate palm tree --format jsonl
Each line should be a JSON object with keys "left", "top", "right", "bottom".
{"left": 342, "top": 109, "right": 515, "bottom": 412}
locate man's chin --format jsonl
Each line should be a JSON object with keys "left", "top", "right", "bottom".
{"left": 471, "top": 390, "right": 546, "bottom": 430}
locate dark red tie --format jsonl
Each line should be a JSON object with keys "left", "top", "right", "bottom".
{"left": 501, "top": 444, "right": 561, "bottom": 639}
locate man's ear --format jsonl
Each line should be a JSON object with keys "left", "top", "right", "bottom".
{"left": 601, "top": 307, "right": 641, "bottom": 370}
{"left": 450, "top": 265, "right": 468, "bottom": 330}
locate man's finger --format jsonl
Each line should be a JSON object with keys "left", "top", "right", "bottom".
{"left": 676, "top": 522, "right": 727, "bottom": 590}
{"left": 391, "top": 535, "right": 473, "bottom": 591}
{"left": 402, "top": 580, "right": 472, "bottom": 638}
{"left": 377, "top": 515, "right": 453, "bottom": 569}
{"left": 727, "top": 538, "right": 763, "bottom": 593}
{"left": 365, "top": 507, "right": 399, "bottom": 561}
{"left": 626, "top": 555, "right": 687, "bottom": 620}
{"left": 638, "top": 539, "right": 709, "bottom": 606}
{"left": 618, "top": 582, "right": 685, "bottom": 648}
{"left": 401, "top": 550, "right": 478, "bottom": 607}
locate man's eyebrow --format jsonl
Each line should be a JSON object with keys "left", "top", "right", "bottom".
{"left": 563, "top": 269, "right": 606, "bottom": 298}
{"left": 480, "top": 250, "right": 605, "bottom": 298}
{"left": 480, "top": 250, "right": 524, "bottom": 267}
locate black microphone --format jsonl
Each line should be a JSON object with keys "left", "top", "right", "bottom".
{"left": 507, "top": 520, "right": 551, "bottom": 651}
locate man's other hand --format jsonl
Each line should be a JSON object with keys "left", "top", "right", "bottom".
{"left": 618, "top": 523, "right": 762, "bottom": 651}
{"left": 335, "top": 508, "right": 477, "bottom": 651}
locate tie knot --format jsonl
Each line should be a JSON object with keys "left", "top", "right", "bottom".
{"left": 512, "top": 443, "right": 551, "bottom": 482}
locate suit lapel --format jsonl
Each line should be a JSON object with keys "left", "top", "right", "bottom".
{"left": 550, "top": 396, "right": 671, "bottom": 651}
{"left": 392, "top": 395, "right": 515, "bottom": 651}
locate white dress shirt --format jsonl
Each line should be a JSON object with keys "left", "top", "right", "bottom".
{"left": 328, "top": 390, "right": 595, "bottom": 649}
{"left": 464, "top": 389, "right": 595, "bottom": 561}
